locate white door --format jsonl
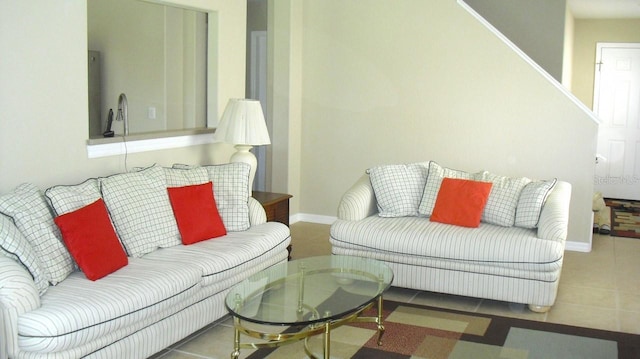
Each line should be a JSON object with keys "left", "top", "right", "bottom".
{"left": 593, "top": 43, "right": 640, "bottom": 200}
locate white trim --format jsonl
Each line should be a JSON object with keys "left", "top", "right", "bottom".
{"left": 86, "top": 133, "right": 215, "bottom": 158}
{"left": 457, "top": 0, "right": 600, "bottom": 125}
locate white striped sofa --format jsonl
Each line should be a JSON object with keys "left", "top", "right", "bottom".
{"left": 330, "top": 169, "right": 572, "bottom": 313}
{"left": 0, "top": 164, "right": 291, "bottom": 359}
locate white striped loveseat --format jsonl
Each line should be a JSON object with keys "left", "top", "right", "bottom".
{"left": 330, "top": 162, "right": 572, "bottom": 313}
{"left": 0, "top": 164, "right": 291, "bottom": 359}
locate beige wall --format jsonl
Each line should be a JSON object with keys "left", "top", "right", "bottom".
{"left": 0, "top": 0, "right": 245, "bottom": 192}
{"left": 0, "top": 0, "right": 599, "bottom": 248}
{"left": 572, "top": 19, "right": 640, "bottom": 109}
{"left": 294, "top": 0, "right": 597, "bottom": 247}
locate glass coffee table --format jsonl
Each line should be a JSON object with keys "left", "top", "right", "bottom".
{"left": 225, "top": 255, "right": 394, "bottom": 359}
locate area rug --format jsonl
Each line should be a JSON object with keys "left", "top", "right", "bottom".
{"left": 246, "top": 300, "right": 640, "bottom": 359}
{"left": 605, "top": 198, "right": 640, "bottom": 239}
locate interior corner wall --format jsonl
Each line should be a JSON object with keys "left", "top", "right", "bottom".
{"left": 572, "top": 18, "right": 640, "bottom": 109}
{"left": 0, "top": 0, "right": 245, "bottom": 193}
{"left": 464, "top": 0, "right": 567, "bottom": 82}
{"left": 297, "top": 0, "right": 597, "bottom": 246}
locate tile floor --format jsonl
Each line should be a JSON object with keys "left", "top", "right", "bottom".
{"left": 150, "top": 222, "right": 640, "bottom": 358}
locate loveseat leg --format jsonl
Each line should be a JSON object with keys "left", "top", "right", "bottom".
{"left": 528, "top": 304, "right": 551, "bottom": 313}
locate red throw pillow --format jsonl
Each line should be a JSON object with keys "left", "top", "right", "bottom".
{"left": 430, "top": 178, "right": 493, "bottom": 228}
{"left": 54, "top": 198, "right": 128, "bottom": 281}
{"left": 167, "top": 182, "right": 227, "bottom": 245}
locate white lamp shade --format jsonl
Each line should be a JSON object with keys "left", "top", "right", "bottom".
{"left": 215, "top": 99, "right": 271, "bottom": 145}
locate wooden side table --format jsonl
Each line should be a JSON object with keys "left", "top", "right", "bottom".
{"left": 252, "top": 191, "right": 293, "bottom": 259}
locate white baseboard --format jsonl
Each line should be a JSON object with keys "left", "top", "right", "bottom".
{"left": 290, "top": 213, "right": 592, "bottom": 253}
{"left": 290, "top": 213, "right": 336, "bottom": 225}
{"left": 564, "top": 241, "right": 592, "bottom": 252}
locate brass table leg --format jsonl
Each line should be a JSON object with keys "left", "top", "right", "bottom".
{"left": 376, "top": 295, "right": 385, "bottom": 346}
{"left": 324, "top": 322, "right": 331, "bottom": 359}
{"left": 231, "top": 319, "right": 241, "bottom": 359}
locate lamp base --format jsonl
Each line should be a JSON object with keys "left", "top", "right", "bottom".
{"left": 230, "top": 144, "right": 256, "bottom": 195}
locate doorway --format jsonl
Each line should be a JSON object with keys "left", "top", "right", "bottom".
{"left": 593, "top": 43, "right": 640, "bottom": 200}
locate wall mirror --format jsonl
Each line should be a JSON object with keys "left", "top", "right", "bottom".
{"left": 87, "top": 0, "right": 208, "bottom": 138}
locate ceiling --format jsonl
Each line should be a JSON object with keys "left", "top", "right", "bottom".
{"left": 568, "top": 0, "right": 640, "bottom": 18}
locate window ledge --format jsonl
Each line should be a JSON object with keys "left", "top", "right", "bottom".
{"left": 86, "top": 129, "right": 216, "bottom": 158}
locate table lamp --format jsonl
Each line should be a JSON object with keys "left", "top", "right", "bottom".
{"left": 215, "top": 99, "right": 271, "bottom": 194}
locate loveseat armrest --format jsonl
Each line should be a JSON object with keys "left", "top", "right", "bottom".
{"left": 337, "top": 174, "right": 378, "bottom": 221}
{"left": 537, "top": 181, "right": 572, "bottom": 242}
{"left": 248, "top": 196, "right": 267, "bottom": 226}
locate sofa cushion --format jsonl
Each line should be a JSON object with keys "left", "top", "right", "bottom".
{"left": 17, "top": 258, "right": 202, "bottom": 353}
{"left": 0, "top": 183, "right": 74, "bottom": 284}
{"left": 479, "top": 172, "right": 531, "bottom": 227}
{"left": 418, "top": 162, "right": 481, "bottom": 217}
{"left": 330, "top": 216, "right": 564, "bottom": 270}
{"left": 366, "top": 162, "right": 429, "bottom": 217}
{"left": 45, "top": 178, "right": 101, "bottom": 216}
{"left": 163, "top": 166, "right": 209, "bottom": 187}
{"left": 141, "top": 222, "right": 291, "bottom": 292}
{"left": 430, "top": 178, "right": 492, "bottom": 228}
{"left": 515, "top": 179, "right": 557, "bottom": 228}
{"left": 100, "top": 165, "right": 181, "bottom": 257}
{"left": 167, "top": 182, "right": 227, "bottom": 245}
{"left": 0, "top": 214, "right": 49, "bottom": 295}
{"left": 54, "top": 199, "right": 128, "bottom": 281}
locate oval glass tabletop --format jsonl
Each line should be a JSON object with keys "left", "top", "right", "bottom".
{"left": 225, "top": 255, "right": 394, "bottom": 326}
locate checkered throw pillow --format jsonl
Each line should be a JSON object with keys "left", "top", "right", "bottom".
{"left": 478, "top": 172, "right": 531, "bottom": 227}
{"left": 0, "top": 214, "right": 50, "bottom": 295}
{"left": 163, "top": 166, "right": 209, "bottom": 187}
{"left": 100, "top": 165, "right": 181, "bottom": 257}
{"left": 367, "top": 162, "right": 429, "bottom": 217}
{"left": 45, "top": 178, "right": 102, "bottom": 216}
{"left": 0, "top": 183, "right": 74, "bottom": 284}
{"left": 515, "top": 179, "right": 557, "bottom": 228}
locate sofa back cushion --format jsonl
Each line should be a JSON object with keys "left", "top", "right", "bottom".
{"left": 367, "top": 162, "right": 429, "bottom": 217}
{"left": 0, "top": 183, "right": 74, "bottom": 284}
{"left": 100, "top": 165, "right": 181, "bottom": 257}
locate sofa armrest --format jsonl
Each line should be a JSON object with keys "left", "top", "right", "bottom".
{"left": 337, "top": 174, "right": 378, "bottom": 221}
{"left": 0, "top": 256, "right": 40, "bottom": 313}
{"left": 0, "top": 256, "right": 41, "bottom": 359}
{"left": 248, "top": 196, "right": 267, "bottom": 226}
{"left": 537, "top": 181, "right": 572, "bottom": 242}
